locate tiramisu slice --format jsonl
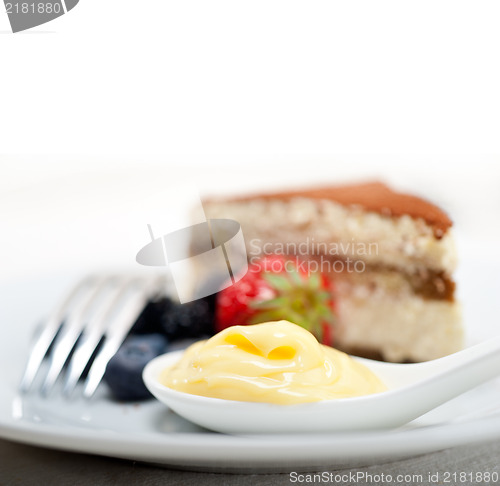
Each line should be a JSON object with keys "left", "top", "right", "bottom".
{"left": 203, "top": 182, "right": 462, "bottom": 362}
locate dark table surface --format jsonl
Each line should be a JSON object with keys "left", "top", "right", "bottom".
{"left": 1, "top": 437, "right": 500, "bottom": 486}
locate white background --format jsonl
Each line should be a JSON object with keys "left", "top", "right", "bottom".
{"left": 0, "top": 0, "right": 500, "bottom": 154}
{"left": 0, "top": 2, "right": 499, "bottom": 279}
{"left": 0, "top": 155, "right": 499, "bottom": 281}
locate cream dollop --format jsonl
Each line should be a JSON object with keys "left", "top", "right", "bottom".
{"left": 160, "top": 320, "right": 386, "bottom": 404}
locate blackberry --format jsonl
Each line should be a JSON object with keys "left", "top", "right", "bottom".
{"left": 130, "top": 298, "right": 169, "bottom": 335}
{"left": 160, "top": 297, "right": 215, "bottom": 340}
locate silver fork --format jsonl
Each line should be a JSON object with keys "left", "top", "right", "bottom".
{"left": 19, "top": 274, "right": 166, "bottom": 398}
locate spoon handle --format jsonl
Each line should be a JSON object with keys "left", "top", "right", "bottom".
{"left": 425, "top": 334, "right": 500, "bottom": 375}
{"left": 403, "top": 335, "right": 500, "bottom": 416}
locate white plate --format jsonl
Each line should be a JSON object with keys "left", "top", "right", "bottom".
{"left": 1, "top": 261, "right": 500, "bottom": 473}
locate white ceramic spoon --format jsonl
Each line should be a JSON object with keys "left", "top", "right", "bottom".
{"left": 143, "top": 336, "right": 500, "bottom": 434}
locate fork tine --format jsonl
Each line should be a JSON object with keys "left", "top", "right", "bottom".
{"left": 19, "top": 277, "right": 94, "bottom": 393}
{"left": 40, "top": 277, "right": 111, "bottom": 396}
{"left": 62, "top": 276, "right": 138, "bottom": 397}
{"left": 82, "top": 277, "right": 162, "bottom": 398}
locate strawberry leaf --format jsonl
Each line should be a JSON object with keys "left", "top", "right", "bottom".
{"left": 262, "top": 273, "right": 294, "bottom": 292}
{"left": 308, "top": 273, "right": 320, "bottom": 290}
{"left": 251, "top": 296, "right": 289, "bottom": 310}
{"left": 287, "top": 267, "right": 304, "bottom": 286}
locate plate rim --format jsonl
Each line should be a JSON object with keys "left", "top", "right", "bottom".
{"left": 2, "top": 268, "right": 500, "bottom": 469}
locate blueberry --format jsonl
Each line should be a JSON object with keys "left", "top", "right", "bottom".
{"left": 103, "top": 334, "right": 168, "bottom": 401}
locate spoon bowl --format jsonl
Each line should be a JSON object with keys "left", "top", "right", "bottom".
{"left": 143, "top": 336, "right": 500, "bottom": 434}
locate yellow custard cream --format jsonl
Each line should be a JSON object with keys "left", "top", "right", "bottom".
{"left": 161, "top": 321, "right": 386, "bottom": 404}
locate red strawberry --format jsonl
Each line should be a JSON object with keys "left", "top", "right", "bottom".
{"left": 215, "top": 255, "right": 336, "bottom": 346}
